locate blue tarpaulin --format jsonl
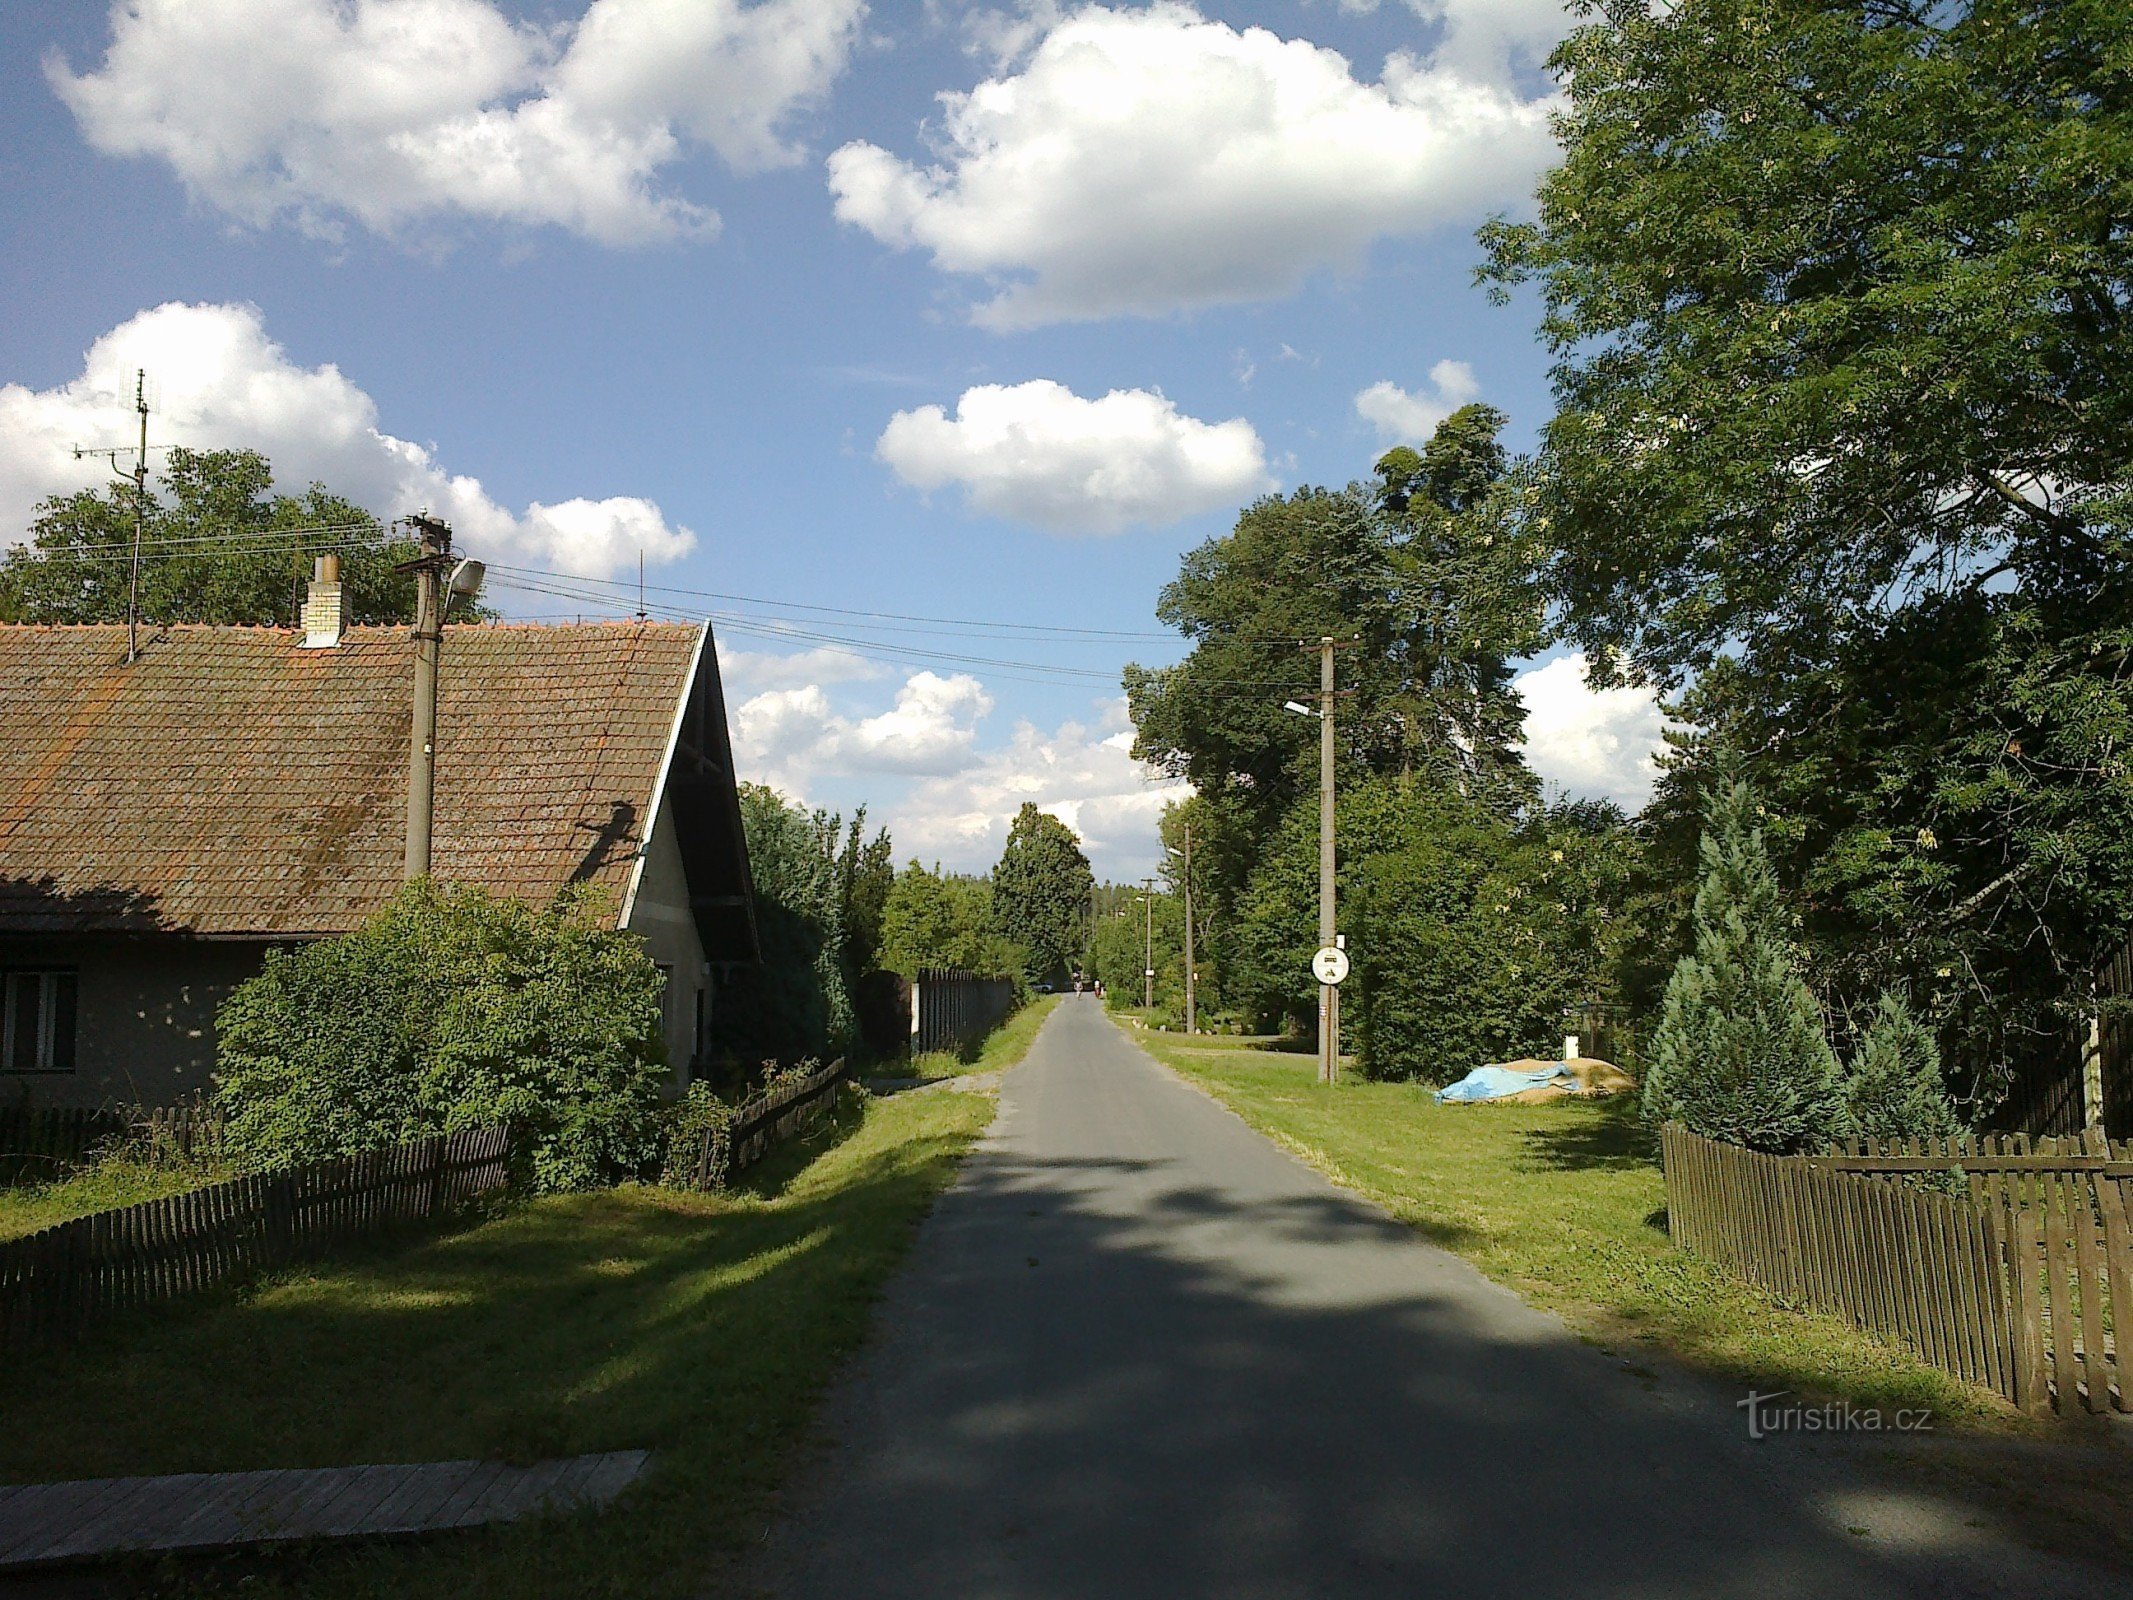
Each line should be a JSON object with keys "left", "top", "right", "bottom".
{"left": 1433, "top": 1064, "right": 1576, "bottom": 1103}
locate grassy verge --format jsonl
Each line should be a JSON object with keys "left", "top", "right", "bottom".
{"left": 1132, "top": 1030, "right": 2010, "bottom": 1430}
{"left": 0, "top": 1152, "right": 230, "bottom": 1242}
{"left": 905, "top": 991, "right": 1062, "bottom": 1080}
{"left": 0, "top": 1085, "right": 994, "bottom": 1598}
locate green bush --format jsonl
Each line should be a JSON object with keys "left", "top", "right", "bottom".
{"left": 1643, "top": 779, "right": 1844, "bottom": 1153}
{"left": 1843, "top": 991, "right": 1960, "bottom": 1141}
{"left": 215, "top": 881, "right": 668, "bottom": 1192}
{"left": 657, "top": 1060, "right": 832, "bottom": 1190}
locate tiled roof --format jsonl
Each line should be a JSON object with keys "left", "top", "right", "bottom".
{"left": 0, "top": 622, "right": 705, "bottom": 937}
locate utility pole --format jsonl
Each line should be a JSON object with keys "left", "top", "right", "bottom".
{"left": 1310, "top": 636, "right": 1349, "bottom": 1083}
{"left": 1142, "top": 876, "right": 1157, "bottom": 1011}
{"left": 1168, "top": 824, "right": 1196, "bottom": 1035}
{"left": 403, "top": 515, "right": 452, "bottom": 880}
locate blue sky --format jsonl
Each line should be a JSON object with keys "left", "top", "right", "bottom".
{"left": 0, "top": 0, "right": 1664, "bottom": 877}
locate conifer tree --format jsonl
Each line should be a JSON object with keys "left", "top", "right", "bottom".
{"left": 1643, "top": 779, "right": 1843, "bottom": 1153}
{"left": 1843, "top": 991, "right": 1959, "bottom": 1142}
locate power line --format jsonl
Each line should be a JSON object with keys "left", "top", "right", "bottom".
{"left": 482, "top": 560, "right": 1178, "bottom": 641}
{"left": 483, "top": 572, "right": 1313, "bottom": 696}
{"left": 14, "top": 521, "right": 387, "bottom": 558}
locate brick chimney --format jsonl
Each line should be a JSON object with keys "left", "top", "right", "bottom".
{"left": 300, "top": 553, "right": 343, "bottom": 649}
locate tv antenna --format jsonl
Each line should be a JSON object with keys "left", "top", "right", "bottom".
{"left": 72, "top": 369, "right": 164, "bottom": 662}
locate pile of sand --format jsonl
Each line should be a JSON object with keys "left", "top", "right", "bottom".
{"left": 1482, "top": 1056, "right": 1636, "bottom": 1104}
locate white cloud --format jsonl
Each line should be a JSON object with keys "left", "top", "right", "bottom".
{"left": 731, "top": 670, "right": 996, "bottom": 791}
{"left": 716, "top": 641, "right": 888, "bottom": 693}
{"left": 1515, "top": 652, "right": 1670, "bottom": 811}
{"left": 1335, "top": 0, "right": 1573, "bottom": 85}
{"left": 876, "top": 380, "right": 1272, "bottom": 534}
{"left": 728, "top": 668, "right": 1185, "bottom": 875}
{"left": 827, "top": 4, "right": 1558, "bottom": 327}
{"left": 1354, "top": 359, "right": 1480, "bottom": 442}
{"left": 1407, "top": 0, "right": 1573, "bottom": 88}
{"left": 50, "top": 0, "right": 864, "bottom": 245}
{"left": 887, "top": 699, "right": 1188, "bottom": 877}
{"left": 0, "top": 301, "right": 690, "bottom": 576}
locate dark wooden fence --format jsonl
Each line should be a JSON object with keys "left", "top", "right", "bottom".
{"left": 677, "top": 1059, "right": 849, "bottom": 1191}
{"left": 0, "top": 1125, "right": 510, "bottom": 1347}
{"left": 1662, "top": 1125, "right": 2133, "bottom": 1415}
{"left": 910, "top": 971, "right": 1017, "bottom": 1056}
{"left": 0, "top": 1102, "right": 227, "bottom": 1186}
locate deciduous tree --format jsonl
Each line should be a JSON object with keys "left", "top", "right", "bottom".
{"left": 990, "top": 803, "right": 1094, "bottom": 985}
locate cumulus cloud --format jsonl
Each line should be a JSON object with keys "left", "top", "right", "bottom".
{"left": 1337, "top": 0, "right": 1574, "bottom": 86}
{"left": 886, "top": 700, "right": 1189, "bottom": 877}
{"left": 0, "top": 301, "right": 690, "bottom": 576}
{"left": 827, "top": 4, "right": 1558, "bottom": 326}
{"left": 1354, "top": 359, "right": 1480, "bottom": 443}
{"left": 1407, "top": 0, "right": 1574, "bottom": 87}
{"left": 50, "top": 0, "right": 864, "bottom": 245}
{"left": 716, "top": 641, "right": 888, "bottom": 693}
{"left": 876, "top": 380, "right": 1272, "bottom": 534}
{"left": 731, "top": 670, "right": 996, "bottom": 791}
{"left": 1514, "top": 652, "right": 1670, "bottom": 811}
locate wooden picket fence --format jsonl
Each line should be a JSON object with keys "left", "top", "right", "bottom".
{"left": 0, "top": 1101, "right": 227, "bottom": 1186}
{"left": 677, "top": 1059, "right": 849, "bottom": 1191}
{"left": 1662, "top": 1125, "right": 2133, "bottom": 1415}
{"left": 0, "top": 1125, "right": 510, "bottom": 1348}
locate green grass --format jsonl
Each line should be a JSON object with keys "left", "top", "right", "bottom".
{"left": 0, "top": 1085, "right": 995, "bottom": 1598}
{"left": 1135, "top": 1030, "right": 2010, "bottom": 1431}
{"left": 906, "top": 991, "right": 1062, "bottom": 1080}
{"left": 0, "top": 1152, "right": 230, "bottom": 1242}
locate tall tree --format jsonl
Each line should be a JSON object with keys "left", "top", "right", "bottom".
{"left": 1482, "top": 0, "right": 2133, "bottom": 1105}
{"left": 878, "top": 861, "right": 1020, "bottom": 978}
{"left": 1125, "top": 420, "right": 1545, "bottom": 990}
{"left": 990, "top": 804, "right": 1095, "bottom": 985}
{"left": 1, "top": 448, "right": 434, "bottom": 626}
{"left": 712, "top": 786, "right": 857, "bottom": 1065}
{"left": 835, "top": 807, "right": 896, "bottom": 978}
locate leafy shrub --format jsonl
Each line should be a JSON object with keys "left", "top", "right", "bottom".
{"left": 1843, "top": 990, "right": 1960, "bottom": 1141}
{"left": 215, "top": 881, "right": 668, "bottom": 1192}
{"left": 1643, "top": 779, "right": 1844, "bottom": 1153}
{"left": 659, "top": 1082, "right": 738, "bottom": 1189}
{"left": 658, "top": 1060, "right": 832, "bottom": 1190}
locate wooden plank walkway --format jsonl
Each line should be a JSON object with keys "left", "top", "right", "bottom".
{"left": 0, "top": 1450, "right": 649, "bottom": 1569}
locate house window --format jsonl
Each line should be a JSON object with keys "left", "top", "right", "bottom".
{"left": 2, "top": 970, "right": 77, "bottom": 1074}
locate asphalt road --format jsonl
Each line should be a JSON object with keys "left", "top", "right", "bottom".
{"left": 759, "top": 995, "right": 2119, "bottom": 1600}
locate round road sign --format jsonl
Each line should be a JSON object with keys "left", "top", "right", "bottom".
{"left": 1311, "top": 946, "right": 1350, "bottom": 986}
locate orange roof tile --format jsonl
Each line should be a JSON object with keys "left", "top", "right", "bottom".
{"left": 0, "top": 621, "right": 705, "bottom": 937}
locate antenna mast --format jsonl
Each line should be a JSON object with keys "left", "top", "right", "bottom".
{"left": 127, "top": 372, "right": 148, "bottom": 662}
{"left": 72, "top": 368, "right": 154, "bottom": 662}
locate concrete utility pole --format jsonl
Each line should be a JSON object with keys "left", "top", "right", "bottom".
{"left": 1313, "top": 637, "right": 1341, "bottom": 1084}
{"left": 1169, "top": 825, "right": 1195, "bottom": 1035}
{"left": 1142, "top": 876, "right": 1157, "bottom": 1011}
{"left": 404, "top": 514, "right": 452, "bottom": 881}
